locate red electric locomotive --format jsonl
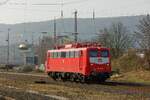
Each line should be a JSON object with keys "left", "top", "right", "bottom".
{"left": 45, "top": 43, "right": 111, "bottom": 82}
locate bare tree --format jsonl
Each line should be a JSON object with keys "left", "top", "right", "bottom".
{"left": 98, "top": 22, "right": 133, "bottom": 58}
{"left": 37, "top": 36, "right": 54, "bottom": 64}
{"left": 136, "top": 15, "right": 150, "bottom": 69}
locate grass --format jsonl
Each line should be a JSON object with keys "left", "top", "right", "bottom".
{"left": 111, "top": 70, "right": 150, "bottom": 84}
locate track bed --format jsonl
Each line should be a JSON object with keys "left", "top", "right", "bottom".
{"left": 0, "top": 72, "right": 150, "bottom": 100}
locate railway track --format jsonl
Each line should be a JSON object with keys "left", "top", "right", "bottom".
{"left": 0, "top": 85, "right": 59, "bottom": 100}
{"left": 0, "top": 72, "right": 150, "bottom": 100}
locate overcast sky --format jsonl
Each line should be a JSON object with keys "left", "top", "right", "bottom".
{"left": 0, "top": 0, "right": 150, "bottom": 24}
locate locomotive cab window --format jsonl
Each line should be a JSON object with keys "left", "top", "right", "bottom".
{"left": 100, "top": 50, "right": 109, "bottom": 57}
{"left": 89, "top": 50, "right": 98, "bottom": 57}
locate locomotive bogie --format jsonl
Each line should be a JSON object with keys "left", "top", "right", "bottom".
{"left": 48, "top": 71, "right": 110, "bottom": 82}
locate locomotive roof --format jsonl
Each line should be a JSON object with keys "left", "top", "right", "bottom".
{"left": 48, "top": 47, "right": 87, "bottom": 52}
{"left": 47, "top": 43, "right": 109, "bottom": 52}
{"left": 48, "top": 47, "right": 108, "bottom": 52}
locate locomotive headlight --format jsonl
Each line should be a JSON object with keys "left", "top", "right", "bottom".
{"left": 107, "top": 64, "right": 109, "bottom": 66}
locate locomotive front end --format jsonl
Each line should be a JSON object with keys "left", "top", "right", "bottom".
{"left": 88, "top": 48, "right": 111, "bottom": 81}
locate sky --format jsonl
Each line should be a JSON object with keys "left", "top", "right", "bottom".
{"left": 0, "top": 0, "right": 150, "bottom": 24}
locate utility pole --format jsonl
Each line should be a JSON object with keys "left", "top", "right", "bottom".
{"left": 54, "top": 17, "right": 57, "bottom": 47}
{"left": 13, "top": 46, "right": 15, "bottom": 64}
{"left": 7, "top": 28, "right": 10, "bottom": 65}
{"left": 31, "top": 32, "right": 34, "bottom": 65}
{"left": 92, "top": 10, "right": 97, "bottom": 34}
{"left": 31, "top": 32, "right": 34, "bottom": 46}
{"left": 73, "top": 10, "right": 78, "bottom": 42}
{"left": 93, "top": 10, "right": 95, "bottom": 20}
{"left": 61, "top": 10, "right": 63, "bottom": 19}
{"left": 61, "top": 0, "right": 64, "bottom": 18}
{"left": 41, "top": 32, "right": 47, "bottom": 64}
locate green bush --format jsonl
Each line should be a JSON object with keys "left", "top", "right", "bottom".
{"left": 17, "top": 65, "right": 34, "bottom": 73}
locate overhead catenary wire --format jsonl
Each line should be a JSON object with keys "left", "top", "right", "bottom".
{"left": 0, "top": 0, "right": 89, "bottom": 7}
{"left": 64, "top": 0, "right": 89, "bottom": 5}
{"left": 0, "top": 0, "right": 92, "bottom": 17}
{"left": 32, "top": 0, "right": 89, "bottom": 6}
{"left": 2, "top": 0, "right": 89, "bottom": 6}
{"left": 1, "top": 0, "right": 97, "bottom": 37}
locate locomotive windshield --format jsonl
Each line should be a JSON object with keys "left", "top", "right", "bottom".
{"left": 89, "top": 50, "right": 109, "bottom": 57}
{"left": 89, "top": 49, "right": 109, "bottom": 64}
{"left": 100, "top": 50, "right": 109, "bottom": 57}
{"left": 89, "top": 50, "right": 98, "bottom": 57}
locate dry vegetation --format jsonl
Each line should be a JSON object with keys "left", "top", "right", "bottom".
{"left": 112, "top": 50, "right": 148, "bottom": 72}
{"left": 111, "top": 49, "right": 150, "bottom": 84}
{"left": 111, "top": 70, "right": 150, "bottom": 84}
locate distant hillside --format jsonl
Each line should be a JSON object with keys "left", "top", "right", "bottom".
{"left": 0, "top": 15, "right": 145, "bottom": 45}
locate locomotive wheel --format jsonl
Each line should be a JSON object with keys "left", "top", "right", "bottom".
{"left": 61, "top": 75, "right": 67, "bottom": 82}
{"left": 70, "top": 74, "right": 75, "bottom": 82}
{"left": 56, "top": 73, "right": 62, "bottom": 81}
{"left": 60, "top": 73, "right": 67, "bottom": 81}
{"left": 80, "top": 76, "right": 86, "bottom": 83}
{"left": 51, "top": 72, "right": 57, "bottom": 80}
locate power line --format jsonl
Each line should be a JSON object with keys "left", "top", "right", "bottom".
{"left": 8, "top": 2, "right": 26, "bottom": 5}
{"left": 3, "top": 0, "right": 89, "bottom": 6}
{"left": 32, "top": 3, "right": 61, "bottom": 6}
{"left": 64, "top": 0, "right": 89, "bottom": 5}
{"left": 32, "top": 0, "right": 89, "bottom": 6}
{"left": 0, "top": 0, "right": 89, "bottom": 7}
